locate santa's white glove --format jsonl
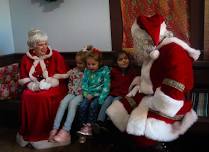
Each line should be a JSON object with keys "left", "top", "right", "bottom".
{"left": 27, "top": 81, "right": 40, "bottom": 91}
{"left": 129, "top": 76, "right": 141, "bottom": 91}
{"left": 46, "top": 77, "right": 59, "bottom": 87}
{"left": 39, "top": 79, "right": 51, "bottom": 90}
{"left": 126, "top": 85, "right": 141, "bottom": 97}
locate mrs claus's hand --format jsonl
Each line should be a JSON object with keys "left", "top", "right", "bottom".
{"left": 27, "top": 82, "right": 40, "bottom": 91}
{"left": 39, "top": 79, "right": 51, "bottom": 90}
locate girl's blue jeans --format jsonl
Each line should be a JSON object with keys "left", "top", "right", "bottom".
{"left": 53, "top": 94, "right": 82, "bottom": 132}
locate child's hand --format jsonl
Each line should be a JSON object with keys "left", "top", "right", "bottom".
{"left": 126, "top": 85, "right": 140, "bottom": 97}
{"left": 66, "top": 70, "right": 71, "bottom": 76}
{"left": 87, "top": 94, "right": 93, "bottom": 101}
{"left": 129, "top": 76, "right": 141, "bottom": 91}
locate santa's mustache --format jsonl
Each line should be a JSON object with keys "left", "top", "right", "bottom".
{"left": 142, "top": 44, "right": 155, "bottom": 53}
{"left": 131, "top": 42, "right": 155, "bottom": 65}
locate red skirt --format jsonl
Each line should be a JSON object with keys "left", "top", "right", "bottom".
{"left": 18, "top": 85, "right": 67, "bottom": 141}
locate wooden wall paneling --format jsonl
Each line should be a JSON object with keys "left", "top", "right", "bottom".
{"left": 109, "top": 0, "right": 123, "bottom": 51}
{"left": 0, "top": 54, "right": 17, "bottom": 67}
{"left": 190, "top": 0, "right": 204, "bottom": 59}
{"left": 204, "top": 0, "right": 209, "bottom": 59}
{"left": 193, "top": 61, "right": 209, "bottom": 88}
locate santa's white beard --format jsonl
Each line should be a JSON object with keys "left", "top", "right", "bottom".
{"left": 132, "top": 40, "right": 155, "bottom": 65}
{"left": 132, "top": 49, "right": 146, "bottom": 65}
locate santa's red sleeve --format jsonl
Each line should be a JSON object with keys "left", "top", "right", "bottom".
{"left": 149, "top": 44, "right": 194, "bottom": 117}
{"left": 18, "top": 55, "right": 32, "bottom": 86}
{"left": 50, "top": 50, "right": 67, "bottom": 77}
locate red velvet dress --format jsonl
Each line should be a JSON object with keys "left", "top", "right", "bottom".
{"left": 110, "top": 66, "right": 137, "bottom": 97}
{"left": 17, "top": 49, "right": 68, "bottom": 149}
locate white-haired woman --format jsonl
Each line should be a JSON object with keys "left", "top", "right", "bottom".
{"left": 17, "top": 29, "right": 68, "bottom": 149}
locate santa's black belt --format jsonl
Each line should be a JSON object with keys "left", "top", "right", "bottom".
{"left": 149, "top": 109, "right": 184, "bottom": 121}
{"left": 125, "top": 96, "right": 184, "bottom": 121}
{"left": 125, "top": 96, "right": 137, "bottom": 109}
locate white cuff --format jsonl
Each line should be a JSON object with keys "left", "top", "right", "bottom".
{"left": 106, "top": 100, "right": 129, "bottom": 132}
{"left": 150, "top": 88, "right": 183, "bottom": 117}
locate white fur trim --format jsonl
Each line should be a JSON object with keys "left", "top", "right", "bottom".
{"left": 160, "top": 22, "right": 167, "bottom": 38}
{"left": 26, "top": 46, "right": 52, "bottom": 60}
{"left": 106, "top": 100, "right": 129, "bottom": 132}
{"left": 29, "top": 59, "right": 38, "bottom": 81}
{"left": 126, "top": 94, "right": 197, "bottom": 141}
{"left": 39, "top": 60, "right": 48, "bottom": 78}
{"left": 140, "top": 59, "right": 154, "bottom": 94}
{"left": 144, "top": 109, "right": 197, "bottom": 142}
{"left": 145, "top": 118, "right": 179, "bottom": 141}
{"left": 172, "top": 109, "right": 197, "bottom": 135}
{"left": 16, "top": 132, "right": 70, "bottom": 149}
{"left": 16, "top": 133, "right": 29, "bottom": 147}
{"left": 18, "top": 77, "right": 31, "bottom": 85}
{"left": 26, "top": 47, "right": 52, "bottom": 81}
{"left": 150, "top": 88, "right": 183, "bottom": 117}
{"left": 31, "top": 139, "right": 70, "bottom": 149}
{"left": 157, "top": 37, "right": 200, "bottom": 61}
{"left": 127, "top": 96, "right": 151, "bottom": 135}
{"left": 149, "top": 49, "right": 159, "bottom": 59}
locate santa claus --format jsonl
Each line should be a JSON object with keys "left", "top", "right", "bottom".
{"left": 106, "top": 14, "right": 200, "bottom": 151}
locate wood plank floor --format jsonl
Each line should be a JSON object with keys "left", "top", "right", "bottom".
{"left": 0, "top": 127, "right": 115, "bottom": 152}
{"left": 0, "top": 127, "right": 80, "bottom": 152}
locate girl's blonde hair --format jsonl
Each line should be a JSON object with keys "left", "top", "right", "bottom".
{"left": 85, "top": 47, "right": 103, "bottom": 66}
{"left": 76, "top": 51, "right": 87, "bottom": 64}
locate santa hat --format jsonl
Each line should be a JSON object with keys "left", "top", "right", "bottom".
{"left": 133, "top": 14, "right": 200, "bottom": 61}
{"left": 133, "top": 14, "right": 168, "bottom": 59}
{"left": 137, "top": 14, "right": 165, "bottom": 46}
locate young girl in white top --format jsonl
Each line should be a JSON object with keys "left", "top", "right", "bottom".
{"left": 48, "top": 50, "right": 86, "bottom": 144}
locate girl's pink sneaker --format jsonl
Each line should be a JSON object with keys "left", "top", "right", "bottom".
{"left": 48, "top": 129, "right": 58, "bottom": 142}
{"left": 53, "top": 129, "right": 71, "bottom": 144}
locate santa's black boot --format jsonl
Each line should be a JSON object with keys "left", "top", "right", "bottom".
{"left": 150, "top": 142, "right": 171, "bottom": 152}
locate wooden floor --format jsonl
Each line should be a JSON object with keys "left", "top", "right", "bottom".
{"left": 0, "top": 127, "right": 79, "bottom": 152}
{"left": 1, "top": 101, "right": 208, "bottom": 152}
{"left": 0, "top": 126, "right": 116, "bottom": 152}
{"left": 0, "top": 125, "right": 208, "bottom": 152}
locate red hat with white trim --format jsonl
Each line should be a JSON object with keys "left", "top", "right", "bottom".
{"left": 132, "top": 14, "right": 167, "bottom": 59}
{"left": 137, "top": 14, "right": 165, "bottom": 46}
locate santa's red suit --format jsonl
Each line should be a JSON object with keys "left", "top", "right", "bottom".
{"left": 107, "top": 14, "right": 200, "bottom": 148}
{"left": 17, "top": 48, "right": 68, "bottom": 149}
